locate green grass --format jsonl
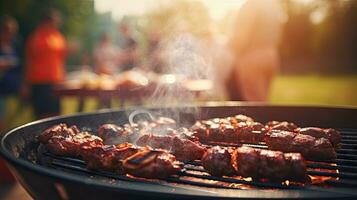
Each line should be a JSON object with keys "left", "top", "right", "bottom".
{"left": 270, "top": 74, "right": 357, "bottom": 107}
{"left": 2, "top": 74, "right": 357, "bottom": 132}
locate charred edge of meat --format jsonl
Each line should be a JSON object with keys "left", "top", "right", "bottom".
{"left": 123, "top": 149, "right": 181, "bottom": 179}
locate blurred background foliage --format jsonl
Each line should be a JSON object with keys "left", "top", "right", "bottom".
{"left": 1, "top": 0, "right": 357, "bottom": 73}
{"left": 0, "top": 0, "right": 356, "bottom": 130}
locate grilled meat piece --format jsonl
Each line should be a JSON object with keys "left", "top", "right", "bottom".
{"left": 80, "top": 143, "right": 140, "bottom": 173}
{"left": 171, "top": 137, "right": 206, "bottom": 161}
{"left": 136, "top": 134, "right": 173, "bottom": 150}
{"left": 232, "top": 146, "right": 260, "bottom": 178}
{"left": 46, "top": 132, "right": 103, "bottom": 156}
{"left": 265, "top": 131, "right": 297, "bottom": 152}
{"left": 190, "top": 121, "right": 209, "bottom": 142}
{"left": 190, "top": 119, "right": 266, "bottom": 144}
{"left": 258, "top": 149, "right": 289, "bottom": 181}
{"left": 201, "top": 146, "right": 235, "bottom": 176}
{"left": 266, "top": 121, "right": 298, "bottom": 132}
{"left": 136, "top": 134, "right": 206, "bottom": 161}
{"left": 122, "top": 149, "right": 181, "bottom": 179}
{"left": 265, "top": 130, "right": 336, "bottom": 160}
{"left": 236, "top": 122, "right": 266, "bottom": 144}
{"left": 97, "top": 117, "right": 177, "bottom": 144}
{"left": 231, "top": 147, "right": 306, "bottom": 182}
{"left": 98, "top": 124, "right": 134, "bottom": 144}
{"left": 284, "top": 153, "right": 306, "bottom": 181}
{"left": 298, "top": 127, "right": 341, "bottom": 148}
{"left": 38, "top": 123, "right": 80, "bottom": 143}
{"left": 309, "top": 138, "right": 337, "bottom": 160}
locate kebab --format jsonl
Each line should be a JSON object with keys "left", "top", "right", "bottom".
{"left": 98, "top": 120, "right": 206, "bottom": 162}
{"left": 265, "top": 130, "right": 337, "bottom": 160}
{"left": 190, "top": 116, "right": 267, "bottom": 144}
{"left": 202, "top": 146, "right": 307, "bottom": 182}
{"left": 190, "top": 115, "right": 340, "bottom": 160}
{"left": 38, "top": 124, "right": 181, "bottom": 179}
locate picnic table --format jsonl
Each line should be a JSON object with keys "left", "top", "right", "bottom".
{"left": 53, "top": 79, "right": 212, "bottom": 112}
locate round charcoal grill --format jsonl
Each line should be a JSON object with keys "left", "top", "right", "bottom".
{"left": 1, "top": 103, "right": 357, "bottom": 199}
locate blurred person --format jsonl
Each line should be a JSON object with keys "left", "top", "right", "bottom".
{"left": 117, "top": 22, "right": 138, "bottom": 71}
{"left": 0, "top": 15, "right": 21, "bottom": 131}
{"left": 93, "top": 33, "right": 119, "bottom": 75}
{"left": 228, "top": 0, "right": 285, "bottom": 101}
{"left": 0, "top": 15, "right": 20, "bottom": 183}
{"left": 146, "top": 28, "right": 166, "bottom": 73}
{"left": 24, "top": 8, "right": 67, "bottom": 119}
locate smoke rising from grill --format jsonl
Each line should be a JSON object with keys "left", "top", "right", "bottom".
{"left": 127, "top": 30, "right": 215, "bottom": 133}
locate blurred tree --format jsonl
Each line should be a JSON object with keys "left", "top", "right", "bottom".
{"left": 278, "top": 0, "right": 357, "bottom": 73}
{"left": 279, "top": 0, "right": 319, "bottom": 73}
{"left": 0, "top": 0, "right": 96, "bottom": 67}
{"left": 314, "top": 0, "right": 357, "bottom": 72}
{"left": 143, "top": 0, "right": 211, "bottom": 39}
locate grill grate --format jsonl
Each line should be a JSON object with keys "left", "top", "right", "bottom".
{"left": 39, "top": 129, "right": 357, "bottom": 191}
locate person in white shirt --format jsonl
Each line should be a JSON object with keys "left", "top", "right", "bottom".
{"left": 228, "top": 0, "right": 286, "bottom": 101}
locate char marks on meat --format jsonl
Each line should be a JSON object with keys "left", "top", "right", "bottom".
{"left": 123, "top": 149, "right": 181, "bottom": 179}
{"left": 39, "top": 123, "right": 182, "bottom": 179}
{"left": 80, "top": 143, "right": 139, "bottom": 173}
{"left": 232, "top": 147, "right": 306, "bottom": 182}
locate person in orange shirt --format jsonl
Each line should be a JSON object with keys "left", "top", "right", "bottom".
{"left": 24, "top": 8, "right": 67, "bottom": 118}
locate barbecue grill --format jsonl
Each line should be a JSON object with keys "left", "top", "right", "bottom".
{"left": 1, "top": 103, "right": 357, "bottom": 199}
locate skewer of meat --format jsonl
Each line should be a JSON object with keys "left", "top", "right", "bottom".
{"left": 81, "top": 142, "right": 181, "bottom": 178}
{"left": 265, "top": 121, "right": 341, "bottom": 149}
{"left": 192, "top": 118, "right": 341, "bottom": 148}
{"left": 98, "top": 117, "right": 177, "bottom": 144}
{"left": 39, "top": 124, "right": 182, "bottom": 179}
{"left": 232, "top": 147, "right": 306, "bottom": 182}
{"left": 201, "top": 146, "right": 306, "bottom": 182}
{"left": 98, "top": 121, "right": 206, "bottom": 162}
{"left": 265, "top": 130, "right": 336, "bottom": 160}
{"left": 190, "top": 117, "right": 267, "bottom": 144}
{"left": 297, "top": 127, "right": 341, "bottom": 148}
